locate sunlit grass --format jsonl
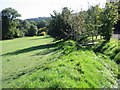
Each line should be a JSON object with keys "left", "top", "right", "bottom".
{"left": 4, "top": 49, "right": 118, "bottom": 88}
{"left": 1, "top": 36, "right": 118, "bottom": 88}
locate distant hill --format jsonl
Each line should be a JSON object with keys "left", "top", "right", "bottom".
{"left": 26, "top": 17, "right": 51, "bottom": 22}
{"left": 25, "top": 13, "right": 80, "bottom": 22}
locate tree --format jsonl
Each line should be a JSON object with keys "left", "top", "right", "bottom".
{"left": 83, "top": 5, "right": 102, "bottom": 44}
{"left": 48, "top": 7, "right": 84, "bottom": 41}
{"left": 48, "top": 8, "right": 72, "bottom": 40}
{"left": 30, "top": 21, "right": 37, "bottom": 26}
{"left": 37, "top": 20, "right": 47, "bottom": 29}
{"left": 26, "top": 25, "right": 38, "bottom": 36}
{"left": 100, "top": 3, "right": 118, "bottom": 41}
{"left": 2, "top": 7, "right": 21, "bottom": 39}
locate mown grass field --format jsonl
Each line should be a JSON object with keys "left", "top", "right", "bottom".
{"left": 1, "top": 36, "right": 119, "bottom": 88}
{"left": 1, "top": 36, "right": 59, "bottom": 86}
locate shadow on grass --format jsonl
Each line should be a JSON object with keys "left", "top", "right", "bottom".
{"left": 2, "top": 41, "right": 63, "bottom": 56}
{"left": 33, "top": 48, "right": 60, "bottom": 56}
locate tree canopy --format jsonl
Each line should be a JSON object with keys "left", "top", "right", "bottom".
{"left": 2, "top": 7, "right": 21, "bottom": 39}
{"left": 48, "top": 3, "right": 119, "bottom": 42}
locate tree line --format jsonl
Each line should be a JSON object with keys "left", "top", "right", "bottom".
{"left": 1, "top": 8, "right": 48, "bottom": 40}
{"left": 1, "top": 2, "right": 119, "bottom": 43}
{"left": 48, "top": 3, "right": 119, "bottom": 43}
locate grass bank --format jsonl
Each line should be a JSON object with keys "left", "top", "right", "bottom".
{"left": 1, "top": 36, "right": 118, "bottom": 88}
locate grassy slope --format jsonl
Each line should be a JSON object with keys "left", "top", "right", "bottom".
{"left": 1, "top": 36, "right": 118, "bottom": 88}
{"left": 1, "top": 36, "right": 59, "bottom": 84}
{"left": 93, "top": 38, "right": 120, "bottom": 67}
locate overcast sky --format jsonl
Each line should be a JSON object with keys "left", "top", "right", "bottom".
{"left": 0, "top": 0, "right": 106, "bottom": 19}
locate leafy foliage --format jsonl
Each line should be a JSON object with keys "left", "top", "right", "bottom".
{"left": 99, "top": 3, "right": 118, "bottom": 41}
{"left": 26, "top": 25, "right": 38, "bottom": 36}
{"left": 1, "top": 2, "right": 119, "bottom": 88}
{"left": 37, "top": 20, "right": 47, "bottom": 29}
{"left": 2, "top": 3, "right": 119, "bottom": 41}
{"left": 82, "top": 5, "right": 102, "bottom": 43}
{"left": 48, "top": 7, "right": 84, "bottom": 41}
{"left": 48, "top": 3, "right": 119, "bottom": 42}
{"left": 2, "top": 7, "right": 21, "bottom": 39}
